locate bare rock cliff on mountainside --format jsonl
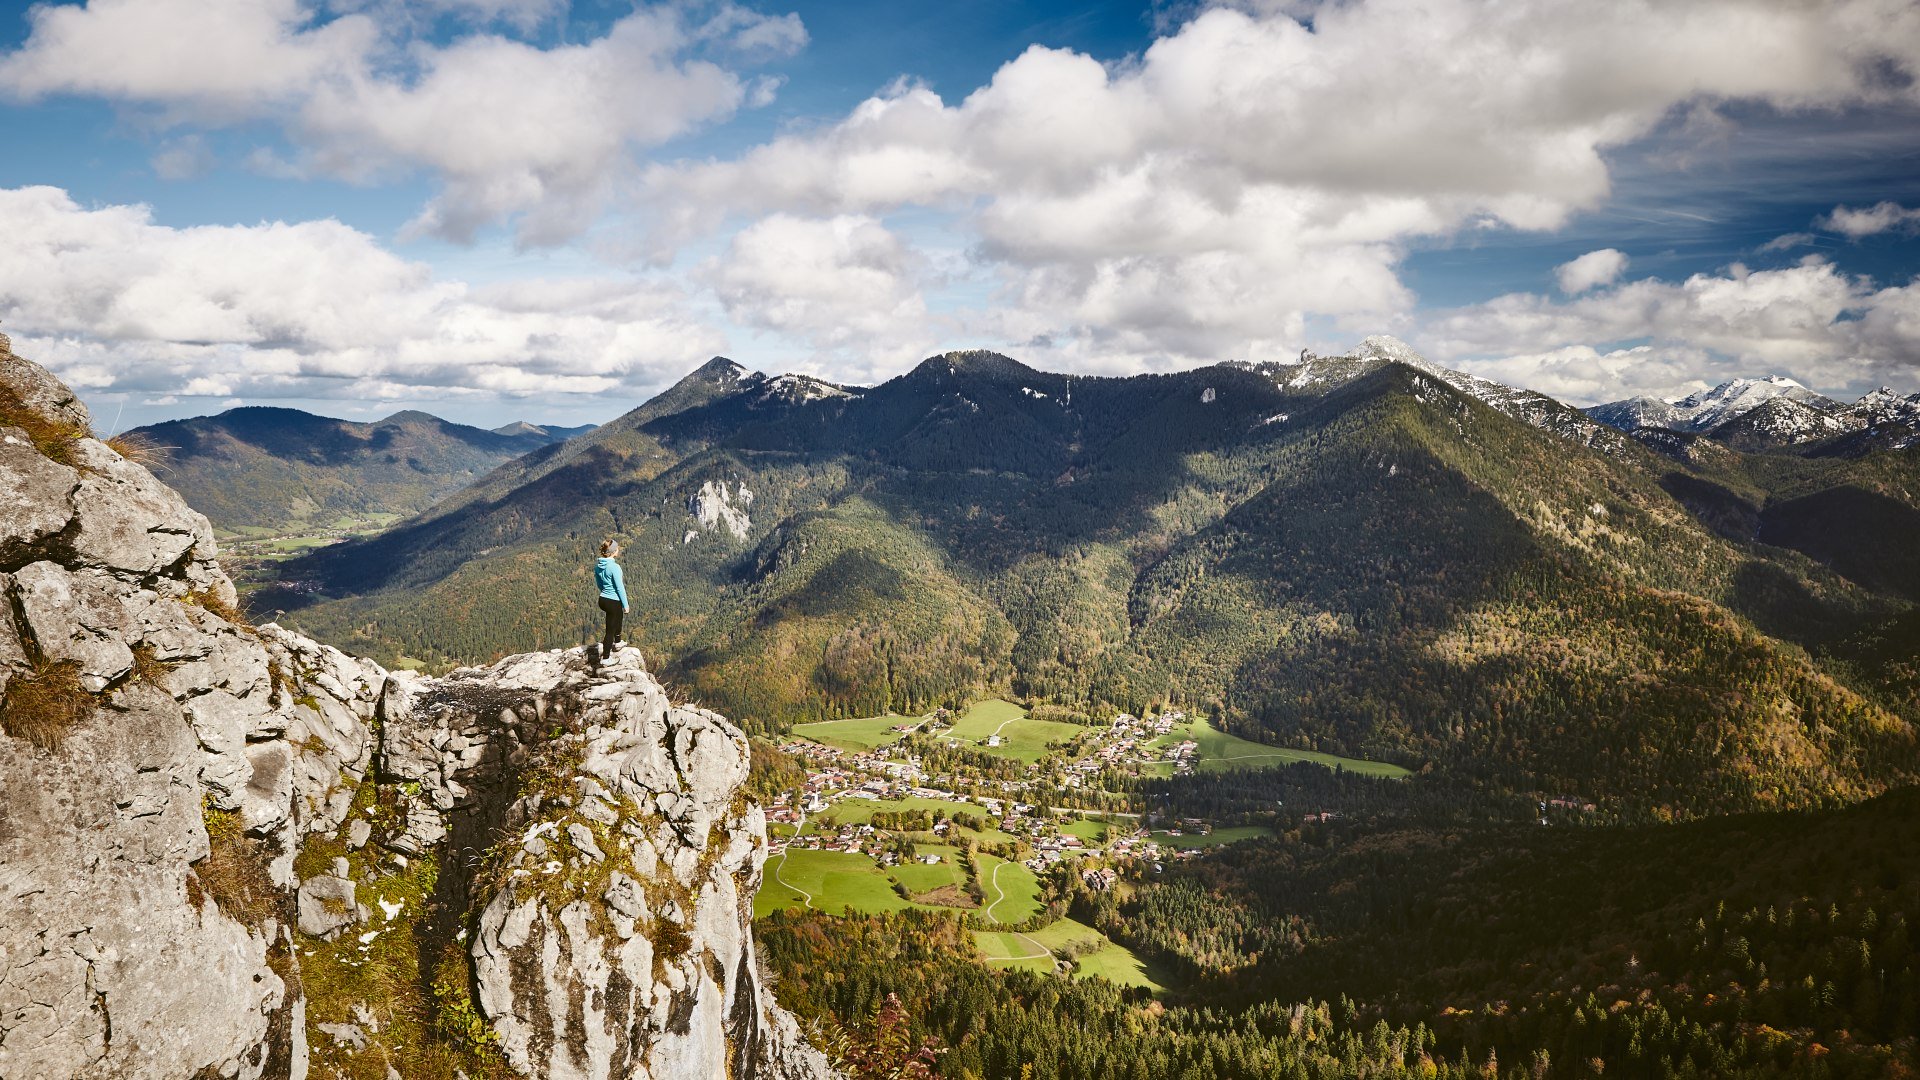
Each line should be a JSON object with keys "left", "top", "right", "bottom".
{"left": 0, "top": 332, "right": 831, "bottom": 1079}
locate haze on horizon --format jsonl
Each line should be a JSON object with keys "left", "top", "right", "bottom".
{"left": 0, "top": 0, "right": 1918, "bottom": 432}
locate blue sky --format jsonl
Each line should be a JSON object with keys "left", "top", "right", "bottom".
{"left": 0, "top": 0, "right": 1917, "bottom": 431}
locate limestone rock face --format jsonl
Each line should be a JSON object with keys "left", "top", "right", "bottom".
{"left": 0, "top": 342, "right": 326, "bottom": 1080}
{"left": 12, "top": 561, "right": 136, "bottom": 691}
{"left": 0, "top": 425, "right": 81, "bottom": 564}
{"left": 0, "top": 681, "right": 285, "bottom": 1080}
{"left": 0, "top": 336, "right": 831, "bottom": 1080}
{"left": 377, "top": 647, "right": 834, "bottom": 1080}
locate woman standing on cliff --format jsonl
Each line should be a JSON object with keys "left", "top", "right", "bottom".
{"left": 595, "top": 539, "right": 629, "bottom": 657}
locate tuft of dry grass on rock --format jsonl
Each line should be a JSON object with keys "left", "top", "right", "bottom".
{"left": 0, "top": 658, "right": 95, "bottom": 750}
{"left": 185, "top": 588, "right": 255, "bottom": 633}
{"left": 192, "top": 800, "right": 279, "bottom": 926}
{"left": 0, "top": 383, "right": 90, "bottom": 466}
{"left": 104, "top": 431, "right": 172, "bottom": 470}
{"left": 129, "top": 643, "right": 171, "bottom": 689}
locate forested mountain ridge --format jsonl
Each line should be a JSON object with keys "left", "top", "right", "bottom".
{"left": 264, "top": 339, "right": 1920, "bottom": 820}
{"left": 127, "top": 405, "right": 588, "bottom": 533}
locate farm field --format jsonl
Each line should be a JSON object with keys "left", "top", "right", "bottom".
{"left": 787, "top": 713, "right": 919, "bottom": 752}
{"left": 1025, "top": 916, "right": 1103, "bottom": 953}
{"left": 755, "top": 845, "right": 989, "bottom": 918}
{"left": 808, "top": 797, "right": 1018, "bottom": 846}
{"left": 939, "top": 699, "right": 1088, "bottom": 764}
{"left": 929, "top": 821, "right": 1020, "bottom": 847}
{"left": 260, "top": 534, "right": 342, "bottom": 555}
{"left": 1147, "top": 716, "right": 1413, "bottom": 778}
{"left": 1072, "top": 938, "right": 1163, "bottom": 990}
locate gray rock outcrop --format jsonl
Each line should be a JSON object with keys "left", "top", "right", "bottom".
{"left": 0, "top": 336, "right": 832, "bottom": 1079}
{"left": 369, "top": 646, "right": 833, "bottom": 1080}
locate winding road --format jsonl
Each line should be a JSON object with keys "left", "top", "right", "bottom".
{"left": 771, "top": 813, "right": 815, "bottom": 910}
{"left": 976, "top": 858, "right": 1056, "bottom": 962}
{"left": 983, "top": 860, "right": 1015, "bottom": 922}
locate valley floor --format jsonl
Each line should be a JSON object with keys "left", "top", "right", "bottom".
{"left": 756, "top": 698, "right": 1397, "bottom": 991}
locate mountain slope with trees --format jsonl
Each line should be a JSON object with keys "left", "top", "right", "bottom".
{"left": 264, "top": 341, "right": 1920, "bottom": 819}
{"left": 128, "top": 405, "right": 587, "bottom": 533}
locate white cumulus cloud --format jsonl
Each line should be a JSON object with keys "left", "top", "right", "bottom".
{"left": 0, "top": 185, "right": 725, "bottom": 405}
{"left": 1426, "top": 259, "right": 1920, "bottom": 402}
{"left": 0, "top": 1, "right": 805, "bottom": 244}
{"left": 642, "top": 0, "right": 1920, "bottom": 374}
{"left": 700, "top": 214, "right": 935, "bottom": 378}
{"left": 1820, "top": 201, "right": 1920, "bottom": 238}
{"left": 1555, "top": 249, "right": 1628, "bottom": 294}
{"left": 0, "top": 0, "right": 378, "bottom": 116}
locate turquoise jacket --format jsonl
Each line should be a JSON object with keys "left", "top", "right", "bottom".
{"left": 595, "top": 557, "right": 628, "bottom": 607}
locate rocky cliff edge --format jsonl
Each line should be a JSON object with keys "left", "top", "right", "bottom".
{"left": 0, "top": 333, "right": 832, "bottom": 1080}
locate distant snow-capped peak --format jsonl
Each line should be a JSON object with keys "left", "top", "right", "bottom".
{"left": 1589, "top": 375, "right": 1838, "bottom": 434}
{"left": 1669, "top": 376, "right": 1834, "bottom": 431}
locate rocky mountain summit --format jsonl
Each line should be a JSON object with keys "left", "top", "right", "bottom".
{"left": 1588, "top": 375, "right": 1920, "bottom": 451}
{"left": 0, "top": 333, "right": 830, "bottom": 1079}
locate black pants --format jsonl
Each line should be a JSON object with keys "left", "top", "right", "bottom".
{"left": 598, "top": 596, "right": 624, "bottom": 651}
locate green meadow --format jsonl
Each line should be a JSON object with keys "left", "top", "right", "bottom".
{"left": 1059, "top": 816, "right": 1111, "bottom": 844}
{"left": 939, "top": 699, "right": 1088, "bottom": 765}
{"left": 888, "top": 844, "right": 966, "bottom": 895}
{"left": 813, "top": 795, "right": 978, "bottom": 825}
{"left": 977, "top": 918, "right": 1164, "bottom": 991}
{"left": 974, "top": 930, "right": 1054, "bottom": 974}
{"left": 1147, "top": 716, "right": 1412, "bottom": 778}
{"left": 975, "top": 853, "right": 1043, "bottom": 924}
{"left": 754, "top": 844, "right": 1000, "bottom": 919}
{"left": 787, "top": 712, "right": 921, "bottom": 752}
{"left": 754, "top": 849, "right": 914, "bottom": 917}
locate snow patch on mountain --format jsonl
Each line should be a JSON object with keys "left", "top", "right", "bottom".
{"left": 1712, "top": 397, "right": 1853, "bottom": 447}
{"left": 760, "top": 373, "right": 859, "bottom": 404}
{"left": 1587, "top": 376, "right": 1920, "bottom": 451}
{"left": 1268, "top": 335, "right": 1625, "bottom": 451}
{"left": 1850, "top": 387, "right": 1920, "bottom": 428}
{"left": 1675, "top": 376, "right": 1837, "bottom": 430}
{"left": 1587, "top": 396, "right": 1684, "bottom": 433}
